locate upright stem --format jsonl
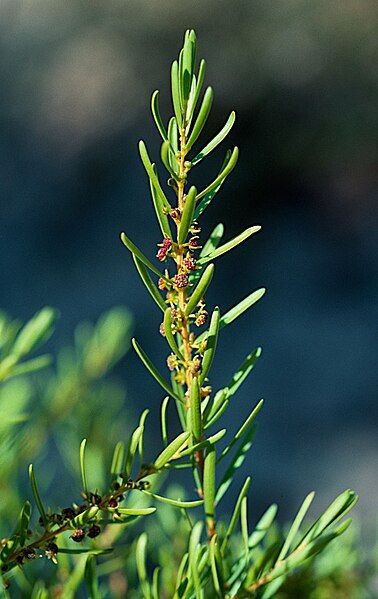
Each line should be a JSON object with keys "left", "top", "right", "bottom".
{"left": 173, "top": 122, "right": 214, "bottom": 538}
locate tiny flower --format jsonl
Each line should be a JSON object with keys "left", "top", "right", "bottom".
{"left": 189, "top": 357, "right": 202, "bottom": 375}
{"left": 70, "top": 529, "right": 85, "bottom": 543}
{"left": 170, "top": 208, "right": 181, "bottom": 221}
{"left": 167, "top": 354, "right": 177, "bottom": 371}
{"left": 108, "top": 498, "right": 118, "bottom": 508}
{"left": 174, "top": 273, "right": 189, "bottom": 289}
{"left": 158, "top": 277, "right": 167, "bottom": 290}
{"left": 159, "top": 322, "right": 165, "bottom": 336}
{"left": 190, "top": 221, "right": 201, "bottom": 234}
{"left": 183, "top": 256, "right": 196, "bottom": 271}
{"left": 200, "top": 385, "right": 212, "bottom": 398}
{"left": 87, "top": 524, "right": 101, "bottom": 539}
{"left": 195, "top": 311, "right": 208, "bottom": 326}
{"left": 45, "top": 542, "right": 59, "bottom": 563}
{"left": 188, "top": 236, "right": 200, "bottom": 249}
{"left": 156, "top": 237, "right": 172, "bottom": 261}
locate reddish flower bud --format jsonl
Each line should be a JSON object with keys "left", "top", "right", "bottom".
{"left": 87, "top": 524, "right": 101, "bottom": 538}
{"left": 158, "top": 277, "right": 167, "bottom": 290}
{"left": 70, "top": 529, "right": 85, "bottom": 543}
{"left": 195, "top": 311, "right": 208, "bottom": 326}
{"left": 188, "top": 236, "right": 200, "bottom": 249}
{"left": 156, "top": 237, "right": 172, "bottom": 261}
{"left": 167, "top": 354, "right": 177, "bottom": 371}
{"left": 108, "top": 498, "right": 118, "bottom": 508}
{"left": 174, "top": 273, "right": 189, "bottom": 289}
{"left": 183, "top": 256, "right": 196, "bottom": 271}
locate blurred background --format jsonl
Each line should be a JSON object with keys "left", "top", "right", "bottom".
{"left": 0, "top": 0, "right": 377, "bottom": 532}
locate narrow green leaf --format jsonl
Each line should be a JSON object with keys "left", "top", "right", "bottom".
{"left": 209, "top": 535, "right": 224, "bottom": 596}
{"left": 189, "top": 377, "right": 202, "bottom": 443}
{"left": 221, "top": 477, "right": 251, "bottom": 552}
{"left": 215, "top": 428, "right": 255, "bottom": 503}
{"left": 117, "top": 507, "right": 156, "bottom": 516}
{"left": 300, "top": 489, "right": 358, "bottom": 544}
{"left": 185, "top": 263, "right": 215, "bottom": 317}
{"left": 204, "top": 397, "right": 229, "bottom": 429}
{"left": 11, "top": 501, "right": 32, "bottom": 551}
{"left": 142, "top": 490, "right": 203, "bottom": 509}
{"left": 241, "top": 496, "right": 250, "bottom": 567}
{"left": 138, "top": 408, "right": 150, "bottom": 463}
{"left": 13, "top": 307, "right": 57, "bottom": 359}
{"left": 204, "top": 446, "right": 216, "bottom": 530}
{"left": 164, "top": 308, "right": 185, "bottom": 360}
{"left": 120, "top": 232, "right": 166, "bottom": 280}
{"left": 186, "top": 87, "right": 213, "bottom": 150}
{"left": 249, "top": 504, "right": 278, "bottom": 549}
{"left": 189, "top": 522, "right": 203, "bottom": 596}
{"left": 133, "top": 255, "right": 167, "bottom": 312}
{"left": 200, "top": 223, "right": 224, "bottom": 258}
{"left": 219, "top": 288, "right": 266, "bottom": 329}
{"left": 160, "top": 396, "right": 170, "bottom": 446}
{"left": 110, "top": 441, "right": 125, "bottom": 477}
{"left": 198, "top": 226, "right": 261, "bottom": 264}
{"left": 178, "top": 186, "right": 197, "bottom": 244}
{"left": 196, "top": 146, "right": 239, "bottom": 201}
{"left": 151, "top": 90, "right": 168, "bottom": 141}
{"left": 187, "top": 59, "right": 206, "bottom": 123}
{"left": 124, "top": 424, "right": 144, "bottom": 478}
{"left": 171, "top": 61, "right": 182, "bottom": 127}
{"left": 194, "top": 150, "right": 231, "bottom": 220}
{"left": 225, "top": 348, "right": 262, "bottom": 400}
{"left": 192, "top": 111, "right": 236, "bottom": 166}
{"left": 72, "top": 506, "right": 99, "bottom": 527}
{"left": 154, "top": 431, "right": 190, "bottom": 469}
{"left": 79, "top": 439, "right": 88, "bottom": 495}
{"left": 277, "top": 492, "right": 315, "bottom": 562}
{"left": 84, "top": 555, "right": 100, "bottom": 599}
{"left": 205, "top": 389, "right": 227, "bottom": 423}
{"left": 57, "top": 548, "right": 112, "bottom": 555}
{"left": 138, "top": 140, "right": 171, "bottom": 212}
{"left": 5, "top": 354, "right": 52, "bottom": 379}
{"left": 161, "top": 140, "right": 178, "bottom": 179}
{"left": 182, "top": 34, "right": 194, "bottom": 103}
{"left": 200, "top": 307, "right": 220, "bottom": 383}
{"left": 220, "top": 399, "right": 264, "bottom": 462}
{"left": 136, "top": 533, "right": 152, "bottom": 599}
{"left": 178, "top": 429, "right": 226, "bottom": 458}
{"left": 149, "top": 167, "right": 172, "bottom": 238}
{"left": 168, "top": 117, "right": 178, "bottom": 153}
{"left": 152, "top": 567, "right": 161, "bottom": 599}
{"left": 28, "top": 464, "right": 47, "bottom": 526}
{"left": 132, "top": 338, "right": 181, "bottom": 402}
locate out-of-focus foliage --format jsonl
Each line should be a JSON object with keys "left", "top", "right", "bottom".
{"left": 124, "top": 491, "right": 377, "bottom": 598}
{"left": 0, "top": 306, "right": 132, "bottom": 528}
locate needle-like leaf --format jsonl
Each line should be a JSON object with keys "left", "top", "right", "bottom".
{"left": 192, "top": 111, "right": 235, "bottom": 166}
{"left": 132, "top": 338, "right": 182, "bottom": 402}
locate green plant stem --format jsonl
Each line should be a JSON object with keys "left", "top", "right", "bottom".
{"left": 4, "top": 470, "right": 151, "bottom": 568}
{"left": 174, "top": 121, "right": 213, "bottom": 538}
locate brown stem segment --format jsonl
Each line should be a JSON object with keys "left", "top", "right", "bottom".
{"left": 173, "top": 122, "right": 215, "bottom": 539}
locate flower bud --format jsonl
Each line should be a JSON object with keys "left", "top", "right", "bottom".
{"left": 87, "top": 524, "right": 101, "bottom": 538}
{"left": 70, "top": 529, "right": 85, "bottom": 543}
{"left": 174, "top": 273, "right": 189, "bottom": 289}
